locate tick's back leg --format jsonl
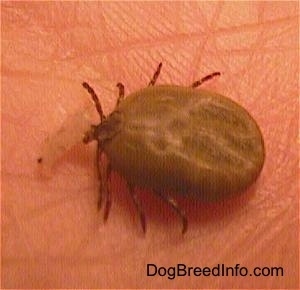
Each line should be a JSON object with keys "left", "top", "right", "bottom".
{"left": 148, "top": 62, "right": 163, "bottom": 86}
{"left": 191, "top": 72, "right": 221, "bottom": 88}
{"left": 156, "top": 192, "right": 188, "bottom": 234}
{"left": 128, "top": 184, "right": 146, "bottom": 233}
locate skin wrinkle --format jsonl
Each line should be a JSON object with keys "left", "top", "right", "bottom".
{"left": 2, "top": 2, "right": 298, "bottom": 289}
{"left": 188, "top": 1, "right": 225, "bottom": 82}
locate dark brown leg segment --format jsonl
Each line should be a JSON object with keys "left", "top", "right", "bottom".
{"left": 96, "top": 142, "right": 103, "bottom": 210}
{"left": 191, "top": 72, "right": 221, "bottom": 88}
{"left": 96, "top": 142, "right": 112, "bottom": 222}
{"left": 82, "top": 82, "right": 105, "bottom": 122}
{"left": 116, "top": 82, "right": 125, "bottom": 106}
{"left": 148, "top": 62, "right": 163, "bottom": 86}
{"left": 128, "top": 184, "right": 146, "bottom": 233}
{"left": 103, "top": 163, "right": 112, "bottom": 222}
{"left": 157, "top": 192, "right": 187, "bottom": 234}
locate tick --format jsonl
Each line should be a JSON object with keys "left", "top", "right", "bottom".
{"left": 57, "top": 63, "right": 266, "bottom": 234}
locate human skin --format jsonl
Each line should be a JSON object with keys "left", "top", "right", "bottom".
{"left": 2, "top": 2, "right": 299, "bottom": 289}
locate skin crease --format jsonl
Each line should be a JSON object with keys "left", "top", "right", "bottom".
{"left": 2, "top": 2, "right": 299, "bottom": 289}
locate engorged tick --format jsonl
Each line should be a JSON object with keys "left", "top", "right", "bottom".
{"left": 80, "top": 63, "right": 265, "bottom": 234}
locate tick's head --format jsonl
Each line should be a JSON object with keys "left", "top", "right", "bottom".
{"left": 83, "top": 113, "right": 122, "bottom": 145}
{"left": 82, "top": 81, "right": 122, "bottom": 145}
{"left": 83, "top": 125, "right": 98, "bottom": 144}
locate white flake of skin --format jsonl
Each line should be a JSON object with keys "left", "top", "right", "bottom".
{"left": 38, "top": 102, "right": 95, "bottom": 171}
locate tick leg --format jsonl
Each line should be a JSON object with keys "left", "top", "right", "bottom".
{"left": 148, "top": 62, "right": 163, "bottom": 86}
{"left": 191, "top": 72, "right": 221, "bottom": 88}
{"left": 157, "top": 192, "right": 187, "bottom": 234}
{"left": 82, "top": 82, "right": 105, "bottom": 122}
{"left": 103, "top": 163, "right": 112, "bottom": 222}
{"left": 116, "top": 82, "right": 125, "bottom": 107}
{"left": 96, "top": 142, "right": 103, "bottom": 210}
{"left": 128, "top": 184, "right": 146, "bottom": 233}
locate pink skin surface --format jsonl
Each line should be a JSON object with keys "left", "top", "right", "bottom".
{"left": 2, "top": 2, "right": 299, "bottom": 288}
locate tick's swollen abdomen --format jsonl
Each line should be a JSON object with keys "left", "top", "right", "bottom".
{"left": 102, "top": 85, "right": 265, "bottom": 202}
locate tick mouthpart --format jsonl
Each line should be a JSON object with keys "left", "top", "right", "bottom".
{"left": 83, "top": 125, "right": 98, "bottom": 144}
